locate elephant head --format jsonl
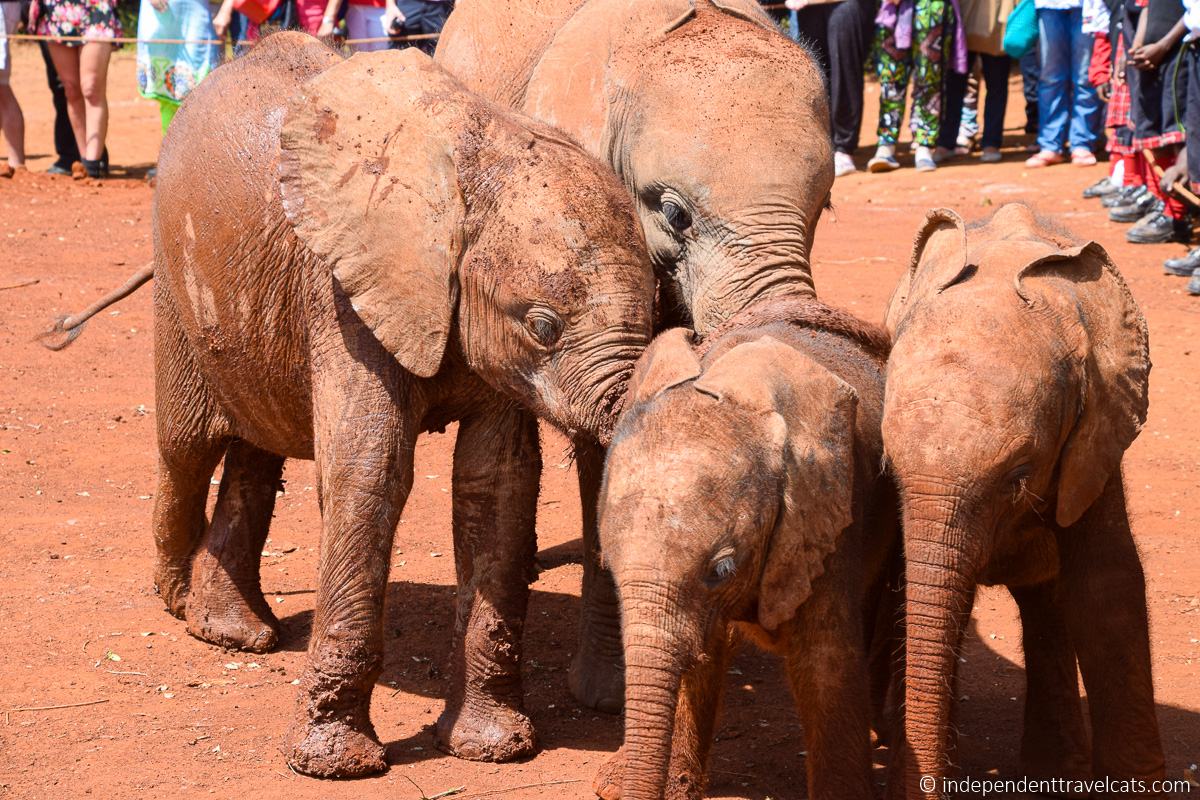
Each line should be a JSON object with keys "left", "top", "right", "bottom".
{"left": 278, "top": 48, "right": 655, "bottom": 444}
{"left": 520, "top": 0, "right": 834, "bottom": 335}
{"left": 881, "top": 204, "right": 1150, "bottom": 797}
{"left": 599, "top": 329, "right": 859, "bottom": 799}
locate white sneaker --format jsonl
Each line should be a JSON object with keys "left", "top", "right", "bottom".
{"left": 833, "top": 151, "right": 857, "bottom": 177}
{"left": 914, "top": 145, "right": 937, "bottom": 172}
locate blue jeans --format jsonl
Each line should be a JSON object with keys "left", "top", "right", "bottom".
{"left": 1036, "top": 7, "right": 1102, "bottom": 152}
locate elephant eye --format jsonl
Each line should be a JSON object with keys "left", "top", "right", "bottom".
{"left": 661, "top": 199, "right": 692, "bottom": 233}
{"left": 703, "top": 551, "right": 737, "bottom": 589}
{"left": 524, "top": 307, "right": 564, "bottom": 348}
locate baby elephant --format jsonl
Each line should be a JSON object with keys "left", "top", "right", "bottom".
{"left": 596, "top": 300, "right": 897, "bottom": 800}
{"left": 884, "top": 204, "right": 1163, "bottom": 798}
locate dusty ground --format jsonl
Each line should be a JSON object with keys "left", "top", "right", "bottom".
{"left": 0, "top": 42, "right": 1197, "bottom": 800}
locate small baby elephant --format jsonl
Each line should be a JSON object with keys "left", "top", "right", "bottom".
{"left": 595, "top": 300, "right": 898, "bottom": 800}
{"left": 884, "top": 204, "right": 1163, "bottom": 798}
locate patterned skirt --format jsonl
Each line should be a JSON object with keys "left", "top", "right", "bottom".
{"left": 136, "top": 0, "right": 220, "bottom": 105}
{"left": 32, "top": 0, "right": 123, "bottom": 44}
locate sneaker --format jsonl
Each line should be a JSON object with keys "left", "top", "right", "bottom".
{"left": 932, "top": 146, "right": 956, "bottom": 164}
{"left": 1189, "top": 269, "right": 1200, "bottom": 295}
{"left": 980, "top": 148, "right": 1002, "bottom": 163}
{"left": 1083, "top": 176, "right": 1120, "bottom": 199}
{"left": 1126, "top": 213, "right": 1189, "bottom": 244}
{"left": 1110, "top": 193, "right": 1162, "bottom": 223}
{"left": 46, "top": 163, "right": 72, "bottom": 176}
{"left": 833, "top": 151, "right": 857, "bottom": 177}
{"left": 915, "top": 147, "right": 937, "bottom": 172}
{"left": 1163, "top": 248, "right": 1200, "bottom": 276}
{"left": 1102, "top": 185, "right": 1146, "bottom": 208}
{"left": 867, "top": 147, "right": 900, "bottom": 173}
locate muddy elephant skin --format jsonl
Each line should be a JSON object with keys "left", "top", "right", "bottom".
{"left": 595, "top": 300, "right": 898, "bottom": 800}
{"left": 150, "top": 33, "right": 654, "bottom": 778}
{"left": 882, "top": 203, "right": 1162, "bottom": 798}
{"left": 437, "top": 0, "right": 835, "bottom": 711}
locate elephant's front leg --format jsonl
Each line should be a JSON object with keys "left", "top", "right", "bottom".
{"left": 569, "top": 438, "right": 626, "bottom": 714}
{"left": 1009, "top": 580, "right": 1090, "bottom": 783}
{"left": 285, "top": 385, "right": 416, "bottom": 778}
{"left": 1058, "top": 479, "right": 1166, "bottom": 790}
{"left": 436, "top": 404, "right": 540, "bottom": 762}
{"left": 786, "top": 557, "right": 873, "bottom": 800}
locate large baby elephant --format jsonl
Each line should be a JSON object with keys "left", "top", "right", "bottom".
{"left": 152, "top": 35, "right": 653, "bottom": 776}
{"left": 438, "top": 0, "right": 835, "bottom": 712}
{"left": 883, "top": 204, "right": 1163, "bottom": 798}
{"left": 596, "top": 301, "right": 897, "bottom": 800}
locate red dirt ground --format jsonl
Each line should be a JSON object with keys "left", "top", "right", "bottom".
{"left": 0, "top": 45, "right": 1196, "bottom": 800}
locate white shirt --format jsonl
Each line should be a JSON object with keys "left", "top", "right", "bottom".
{"left": 1082, "top": 0, "right": 1111, "bottom": 32}
{"left": 1036, "top": 0, "right": 1082, "bottom": 10}
{"left": 1185, "top": 0, "right": 1200, "bottom": 40}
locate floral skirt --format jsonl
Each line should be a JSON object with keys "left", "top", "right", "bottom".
{"left": 32, "top": 0, "right": 124, "bottom": 45}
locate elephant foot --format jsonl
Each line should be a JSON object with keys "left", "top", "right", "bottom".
{"left": 153, "top": 561, "right": 190, "bottom": 619}
{"left": 184, "top": 559, "right": 279, "bottom": 652}
{"left": 435, "top": 696, "right": 537, "bottom": 762}
{"left": 593, "top": 746, "right": 625, "bottom": 799}
{"left": 286, "top": 718, "right": 387, "bottom": 778}
{"left": 569, "top": 648, "right": 624, "bottom": 714}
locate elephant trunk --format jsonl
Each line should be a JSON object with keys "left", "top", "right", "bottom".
{"left": 619, "top": 585, "right": 692, "bottom": 800}
{"left": 901, "top": 492, "right": 984, "bottom": 800}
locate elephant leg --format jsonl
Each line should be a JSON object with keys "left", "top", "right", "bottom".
{"left": 151, "top": 298, "right": 230, "bottom": 617}
{"left": 184, "top": 439, "right": 285, "bottom": 653}
{"left": 569, "top": 438, "right": 625, "bottom": 714}
{"left": 285, "top": 373, "right": 415, "bottom": 779}
{"left": 1008, "top": 580, "right": 1090, "bottom": 783}
{"left": 787, "top": 551, "right": 873, "bottom": 800}
{"left": 1057, "top": 479, "right": 1166, "bottom": 786}
{"left": 435, "top": 404, "right": 539, "bottom": 762}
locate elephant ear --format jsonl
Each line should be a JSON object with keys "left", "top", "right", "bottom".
{"left": 1016, "top": 241, "right": 1151, "bottom": 527}
{"left": 627, "top": 328, "right": 702, "bottom": 406}
{"left": 884, "top": 208, "right": 969, "bottom": 336}
{"left": 278, "top": 48, "right": 467, "bottom": 378}
{"left": 693, "top": 336, "right": 858, "bottom": 632}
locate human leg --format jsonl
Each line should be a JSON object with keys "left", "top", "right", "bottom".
{"left": 1036, "top": 9, "right": 1073, "bottom": 154}
{"left": 79, "top": 41, "right": 113, "bottom": 164}
{"left": 46, "top": 43, "right": 86, "bottom": 161}
{"left": 908, "top": 0, "right": 947, "bottom": 149}
{"left": 1067, "top": 8, "right": 1103, "bottom": 154}
{"left": 979, "top": 53, "right": 1011, "bottom": 150}
{"left": 825, "top": 0, "right": 873, "bottom": 154}
{"left": 345, "top": 4, "right": 389, "bottom": 52}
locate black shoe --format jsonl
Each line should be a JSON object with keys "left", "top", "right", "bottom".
{"left": 1083, "top": 177, "right": 1119, "bottom": 198}
{"left": 1111, "top": 194, "right": 1162, "bottom": 223}
{"left": 1102, "top": 184, "right": 1146, "bottom": 208}
{"left": 1189, "top": 269, "right": 1200, "bottom": 295}
{"left": 46, "top": 164, "right": 72, "bottom": 176}
{"left": 1126, "top": 213, "right": 1189, "bottom": 244}
{"left": 81, "top": 158, "right": 104, "bottom": 179}
{"left": 1164, "top": 248, "right": 1200, "bottom": 275}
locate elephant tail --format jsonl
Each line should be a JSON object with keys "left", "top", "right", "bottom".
{"left": 37, "top": 262, "right": 155, "bottom": 351}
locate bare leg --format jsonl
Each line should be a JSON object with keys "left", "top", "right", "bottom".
{"left": 1058, "top": 479, "right": 1166, "bottom": 788}
{"left": 185, "top": 439, "right": 285, "bottom": 652}
{"left": 436, "top": 404, "right": 540, "bottom": 761}
{"left": 569, "top": 438, "right": 625, "bottom": 713}
{"left": 286, "top": 368, "right": 415, "bottom": 778}
{"left": 151, "top": 296, "right": 230, "bottom": 616}
{"left": 45, "top": 43, "right": 85, "bottom": 159}
{"left": 0, "top": 85, "right": 25, "bottom": 168}
{"left": 78, "top": 41, "right": 111, "bottom": 161}
{"left": 1009, "top": 580, "right": 1090, "bottom": 783}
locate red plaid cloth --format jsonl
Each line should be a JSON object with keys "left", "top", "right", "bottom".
{"left": 1133, "top": 129, "right": 1188, "bottom": 147}
{"left": 1106, "top": 78, "right": 1132, "bottom": 129}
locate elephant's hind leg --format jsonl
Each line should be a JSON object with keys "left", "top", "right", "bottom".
{"left": 184, "top": 439, "right": 285, "bottom": 653}
{"left": 152, "top": 298, "right": 231, "bottom": 617}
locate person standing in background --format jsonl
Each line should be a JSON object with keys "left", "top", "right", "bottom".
{"left": 30, "top": 0, "right": 121, "bottom": 178}
{"left": 37, "top": 44, "right": 84, "bottom": 174}
{"left": 937, "top": 0, "right": 1013, "bottom": 163}
{"left": 1025, "top": 0, "right": 1104, "bottom": 166}
{"left": 868, "top": 0, "right": 968, "bottom": 172}
{"left": 0, "top": 0, "right": 26, "bottom": 177}
{"left": 766, "top": 0, "right": 877, "bottom": 177}
{"left": 136, "top": 0, "right": 227, "bottom": 137}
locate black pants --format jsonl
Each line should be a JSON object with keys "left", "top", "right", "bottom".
{"left": 769, "top": 0, "right": 873, "bottom": 154}
{"left": 1188, "top": 42, "right": 1199, "bottom": 184}
{"left": 939, "top": 51, "right": 1011, "bottom": 150}
{"left": 38, "top": 42, "right": 79, "bottom": 170}
{"left": 393, "top": 0, "right": 452, "bottom": 55}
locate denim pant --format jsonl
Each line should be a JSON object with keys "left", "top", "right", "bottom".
{"left": 1036, "top": 7, "right": 1102, "bottom": 152}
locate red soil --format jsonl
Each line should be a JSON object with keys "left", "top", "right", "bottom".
{"left": 0, "top": 46, "right": 1196, "bottom": 799}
